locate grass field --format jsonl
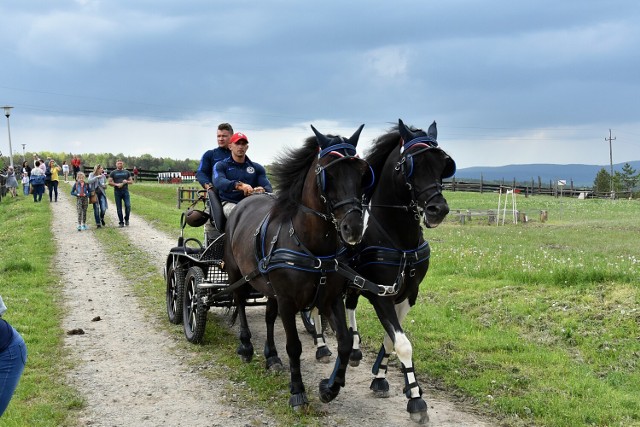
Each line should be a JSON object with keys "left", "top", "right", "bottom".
{"left": 1, "top": 184, "right": 638, "bottom": 426}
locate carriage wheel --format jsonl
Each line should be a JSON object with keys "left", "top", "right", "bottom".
{"left": 166, "top": 264, "right": 186, "bottom": 324}
{"left": 183, "top": 266, "right": 208, "bottom": 343}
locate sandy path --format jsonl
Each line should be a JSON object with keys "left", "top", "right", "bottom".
{"left": 55, "top": 183, "right": 493, "bottom": 427}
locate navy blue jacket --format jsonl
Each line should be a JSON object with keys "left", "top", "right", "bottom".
{"left": 213, "top": 156, "right": 272, "bottom": 203}
{"left": 196, "top": 147, "right": 231, "bottom": 188}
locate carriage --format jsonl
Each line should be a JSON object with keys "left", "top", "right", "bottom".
{"left": 164, "top": 189, "right": 317, "bottom": 343}
{"left": 163, "top": 189, "right": 266, "bottom": 343}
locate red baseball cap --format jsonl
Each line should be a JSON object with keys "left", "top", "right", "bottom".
{"left": 230, "top": 132, "right": 249, "bottom": 144}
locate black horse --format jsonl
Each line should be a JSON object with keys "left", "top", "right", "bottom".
{"left": 311, "top": 119, "right": 455, "bottom": 423}
{"left": 223, "top": 125, "right": 369, "bottom": 409}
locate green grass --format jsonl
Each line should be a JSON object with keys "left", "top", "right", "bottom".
{"left": 0, "top": 196, "right": 83, "bottom": 426}
{"left": 4, "top": 185, "right": 640, "bottom": 426}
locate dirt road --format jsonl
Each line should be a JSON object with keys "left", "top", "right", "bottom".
{"left": 54, "top": 185, "right": 493, "bottom": 427}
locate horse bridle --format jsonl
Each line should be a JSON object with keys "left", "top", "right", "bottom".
{"left": 394, "top": 137, "right": 447, "bottom": 221}
{"left": 304, "top": 142, "right": 368, "bottom": 232}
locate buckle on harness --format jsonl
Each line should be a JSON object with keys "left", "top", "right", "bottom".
{"left": 352, "top": 276, "right": 366, "bottom": 289}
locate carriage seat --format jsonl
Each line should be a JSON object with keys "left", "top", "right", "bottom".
{"left": 207, "top": 187, "right": 226, "bottom": 232}
{"left": 169, "top": 244, "right": 203, "bottom": 256}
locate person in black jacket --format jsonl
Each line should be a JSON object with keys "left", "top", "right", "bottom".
{"left": 0, "top": 296, "right": 27, "bottom": 417}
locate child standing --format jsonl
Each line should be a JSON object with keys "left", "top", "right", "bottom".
{"left": 62, "top": 160, "right": 70, "bottom": 182}
{"left": 21, "top": 172, "right": 29, "bottom": 196}
{"left": 71, "top": 172, "right": 90, "bottom": 231}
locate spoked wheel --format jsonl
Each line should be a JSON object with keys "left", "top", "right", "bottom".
{"left": 166, "top": 263, "right": 186, "bottom": 324}
{"left": 183, "top": 266, "right": 208, "bottom": 343}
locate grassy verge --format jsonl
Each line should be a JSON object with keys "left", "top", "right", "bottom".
{"left": 0, "top": 196, "right": 82, "bottom": 426}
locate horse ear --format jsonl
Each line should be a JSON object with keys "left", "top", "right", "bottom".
{"left": 310, "top": 125, "right": 333, "bottom": 149}
{"left": 428, "top": 121, "right": 437, "bottom": 141}
{"left": 346, "top": 124, "right": 365, "bottom": 147}
{"left": 398, "top": 118, "right": 415, "bottom": 143}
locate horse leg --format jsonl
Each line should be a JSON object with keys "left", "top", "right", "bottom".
{"left": 370, "top": 298, "right": 428, "bottom": 422}
{"left": 345, "top": 290, "right": 362, "bottom": 367}
{"left": 394, "top": 299, "right": 428, "bottom": 424}
{"left": 370, "top": 334, "right": 393, "bottom": 398}
{"left": 235, "top": 291, "right": 254, "bottom": 363}
{"left": 312, "top": 307, "right": 332, "bottom": 363}
{"left": 263, "top": 297, "right": 284, "bottom": 371}
{"left": 279, "top": 300, "right": 307, "bottom": 410}
{"left": 319, "top": 298, "right": 352, "bottom": 403}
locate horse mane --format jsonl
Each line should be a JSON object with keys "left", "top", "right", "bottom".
{"left": 364, "top": 123, "right": 425, "bottom": 180}
{"left": 270, "top": 136, "right": 320, "bottom": 220}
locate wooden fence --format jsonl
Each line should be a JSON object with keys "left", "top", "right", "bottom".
{"left": 443, "top": 178, "right": 634, "bottom": 199}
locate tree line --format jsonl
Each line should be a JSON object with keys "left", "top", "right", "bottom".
{"left": 592, "top": 163, "right": 639, "bottom": 195}
{"left": 9, "top": 151, "right": 201, "bottom": 173}
{"left": 3, "top": 151, "right": 638, "bottom": 198}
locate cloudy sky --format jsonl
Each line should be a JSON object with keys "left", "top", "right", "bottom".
{"left": 1, "top": 0, "right": 639, "bottom": 169}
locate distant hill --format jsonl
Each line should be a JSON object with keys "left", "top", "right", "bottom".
{"left": 454, "top": 161, "right": 640, "bottom": 187}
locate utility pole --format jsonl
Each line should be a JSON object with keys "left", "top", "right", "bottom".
{"left": 605, "top": 129, "right": 616, "bottom": 197}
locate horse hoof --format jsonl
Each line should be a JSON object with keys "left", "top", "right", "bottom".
{"left": 319, "top": 378, "right": 339, "bottom": 403}
{"left": 349, "top": 349, "right": 362, "bottom": 367}
{"left": 236, "top": 344, "right": 254, "bottom": 363}
{"left": 266, "top": 356, "right": 284, "bottom": 372}
{"left": 289, "top": 392, "right": 308, "bottom": 410}
{"left": 315, "top": 346, "right": 332, "bottom": 363}
{"left": 407, "top": 397, "right": 429, "bottom": 424}
{"left": 370, "top": 377, "right": 390, "bottom": 398}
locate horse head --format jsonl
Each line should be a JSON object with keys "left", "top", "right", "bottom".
{"left": 397, "top": 119, "right": 456, "bottom": 228}
{"left": 310, "top": 124, "right": 368, "bottom": 245}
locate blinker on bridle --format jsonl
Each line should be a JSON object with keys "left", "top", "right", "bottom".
{"left": 395, "top": 135, "right": 447, "bottom": 220}
{"left": 314, "top": 141, "right": 368, "bottom": 228}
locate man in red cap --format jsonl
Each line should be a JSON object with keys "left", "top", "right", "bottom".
{"left": 213, "top": 132, "right": 272, "bottom": 217}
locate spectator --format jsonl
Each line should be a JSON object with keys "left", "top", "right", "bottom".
{"left": 1, "top": 166, "right": 18, "bottom": 197}
{"left": 62, "top": 160, "right": 70, "bottom": 182}
{"left": 29, "top": 161, "right": 46, "bottom": 202}
{"left": 133, "top": 166, "right": 139, "bottom": 182}
{"left": 21, "top": 161, "right": 31, "bottom": 178}
{"left": 196, "top": 122, "right": 233, "bottom": 243}
{"left": 21, "top": 172, "right": 29, "bottom": 196}
{"left": 71, "top": 155, "right": 81, "bottom": 180}
{"left": 213, "top": 132, "right": 272, "bottom": 217}
{"left": 47, "top": 160, "right": 61, "bottom": 202}
{"left": 88, "top": 164, "right": 108, "bottom": 228}
{"left": 0, "top": 295, "right": 27, "bottom": 417}
{"left": 71, "top": 172, "right": 90, "bottom": 231}
{"left": 108, "top": 159, "right": 133, "bottom": 227}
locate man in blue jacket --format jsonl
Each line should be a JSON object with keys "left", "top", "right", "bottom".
{"left": 195, "top": 122, "right": 233, "bottom": 190}
{"left": 195, "top": 123, "right": 233, "bottom": 243}
{"left": 214, "top": 132, "right": 272, "bottom": 217}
